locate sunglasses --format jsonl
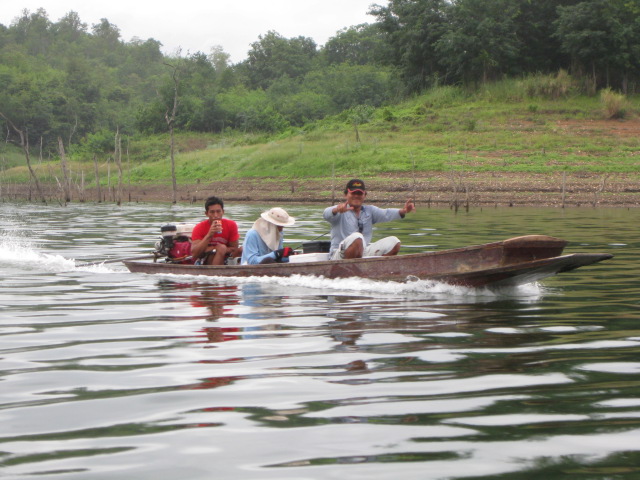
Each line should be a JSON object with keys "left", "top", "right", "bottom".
{"left": 357, "top": 219, "right": 364, "bottom": 233}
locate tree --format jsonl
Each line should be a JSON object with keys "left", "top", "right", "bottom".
{"left": 435, "top": 0, "right": 523, "bottom": 85}
{"left": 346, "top": 105, "right": 375, "bottom": 142}
{"left": 371, "top": 0, "right": 451, "bottom": 91}
{"left": 244, "top": 31, "right": 318, "bottom": 89}
{"left": 0, "top": 111, "right": 46, "bottom": 202}
{"left": 57, "top": 136, "right": 71, "bottom": 203}
{"left": 302, "top": 64, "right": 398, "bottom": 112}
{"left": 0, "top": 54, "right": 70, "bottom": 152}
{"left": 10, "top": 8, "right": 53, "bottom": 56}
{"left": 217, "top": 87, "right": 289, "bottom": 132}
{"left": 127, "top": 37, "right": 164, "bottom": 68}
{"left": 53, "top": 11, "right": 87, "bottom": 43}
{"left": 208, "top": 45, "right": 231, "bottom": 72}
{"left": 90, "top": 18, "right": 122, "bottom": 66}
{"left": 322, "top": 23, "right": 392, "bottom": 66}
{"left": 512, "top": 0, "right": 580, "bottom": 74}
{"left": 61, "top": 56, "right": 101, "bottom": 137}
{"left": 554, "top": 0, "right": 640, "bottom": 91}
{"left": 91, "top": 18, "right": 120, "bottom": 44}
{"left": 164, "top": 63, "right": 180, "bottom": 204}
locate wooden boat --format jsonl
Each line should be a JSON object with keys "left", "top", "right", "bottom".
{"left": 123, "top": 235, "right": 612, "bottom": 288}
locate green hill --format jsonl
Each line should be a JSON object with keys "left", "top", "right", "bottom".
{"left": 2, "top": 81, "right": 639, "bottom": 207}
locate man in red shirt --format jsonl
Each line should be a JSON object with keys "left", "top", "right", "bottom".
{"left": 191, "top": 196, "right": 241, "bottom": 265}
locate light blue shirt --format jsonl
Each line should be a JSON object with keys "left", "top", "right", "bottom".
{"left": 241, "top": 228, "right": 286, "bottom": 265}
{"left": 323, "top": 205, "right": 402, "bottom": 253}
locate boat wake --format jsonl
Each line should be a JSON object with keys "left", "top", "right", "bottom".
{"left": 0, "top": 232, "right": 121, "bottom": 274}
{"left": 0, "top": 231, "right": 544, "bottom": 299}
{"left": 153, "top": 271, "right": 544, "bottom": 300}
{"left": 0, "top": 234, "right": 78, "bottom": 272}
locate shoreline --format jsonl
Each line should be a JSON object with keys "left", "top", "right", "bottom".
{"left": 3, "top": 171, "right": 639, "bottom": 208}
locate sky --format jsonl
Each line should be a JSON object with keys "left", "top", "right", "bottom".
{"left": 1, "top": 0, "right": 378, "bottom": 63}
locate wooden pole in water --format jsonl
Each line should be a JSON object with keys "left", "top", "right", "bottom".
{"left": 411, "top": 153, "right": 417, "bottom": 204}
{"left": 331, "top": 157, "right": 336, "bottom": 204}
{"left": 93, "top": 154, "right": 101, "bottom": 203}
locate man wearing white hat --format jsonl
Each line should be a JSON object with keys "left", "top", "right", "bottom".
{"left": 241, "top": 207, "right": 296, "bottom": 265}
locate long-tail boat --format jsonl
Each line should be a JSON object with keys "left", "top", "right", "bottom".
{"left": 123, "top": 235, "right": 612, "bottom": 288}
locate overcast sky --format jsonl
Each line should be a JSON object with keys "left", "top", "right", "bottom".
{"left": 1, "top": 1, "right": 378, "bottom": 63}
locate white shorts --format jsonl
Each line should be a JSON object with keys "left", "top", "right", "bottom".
{"left": 330, "top": 233, "right": 400, "bottom": 260}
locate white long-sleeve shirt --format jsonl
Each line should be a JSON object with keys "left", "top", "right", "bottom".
{"left": 241, "top": 228, "right": 285, "bottom": 265}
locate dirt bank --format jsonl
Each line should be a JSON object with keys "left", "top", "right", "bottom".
{"left": 4, "top": 171, "right": 639, "bottom": 207}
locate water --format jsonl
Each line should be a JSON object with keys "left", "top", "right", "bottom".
{"left": 1, "top": 202, "right": 639, "bottom": 479}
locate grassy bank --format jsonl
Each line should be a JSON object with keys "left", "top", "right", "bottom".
{"left": 2, "top": 79, "right": 640, "bottom": 204}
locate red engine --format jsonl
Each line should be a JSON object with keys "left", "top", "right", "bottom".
{"left": 155, "top": 223, "right": 195, "bottom": 264}
{"left": 168, "top": 239, "right": 192, "bottom": 263}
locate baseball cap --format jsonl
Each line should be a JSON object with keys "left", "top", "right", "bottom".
{"left": 345, "top": 179, "right": 366, "bottom": 193}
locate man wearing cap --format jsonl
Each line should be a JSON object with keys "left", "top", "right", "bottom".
{"left": 241, "top": 207, "right": 296, "bottom": 265}
{"left": 191, "top": 196, "right": 241, "bottom": 265}
{"left": 323, "top": 179, "right": 415, "bottom": 260}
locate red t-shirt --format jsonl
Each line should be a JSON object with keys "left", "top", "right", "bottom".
{"left": 191, "top": 218, "right": 239, "bottom": 247}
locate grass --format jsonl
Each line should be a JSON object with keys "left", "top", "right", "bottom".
{"left": 2, "top": 77, "right": 640, "bottom": 189}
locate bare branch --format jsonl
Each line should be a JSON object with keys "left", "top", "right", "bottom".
{"left": 0, "top": 111, "right": 46, "bottom": 203}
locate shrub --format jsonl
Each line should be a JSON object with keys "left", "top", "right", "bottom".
{"left": 520, "top": 70, "right": 575, "bottom": 99}
{"left": 422, "top": 85, "right": 466, "bottom": 108}
{"left": 600, "top": 88, "right": 628, "bottom": 119}
{"left": 463, "top": 117, "right": 477, "bottom": 131}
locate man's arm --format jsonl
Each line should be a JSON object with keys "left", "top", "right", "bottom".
{"left": 225, "top": 220, "right": 241, "bottom": 256}
{"left": 370, "top": 198, "right": 415, "bottom": 223}
{"left": 323, "top": 205, "right": 344, "bottom": 222}
{"left": 191, "top": 228, "right": 214, "bottom": 259}
{"left": 226, "top": 239, "right": 239, "bottom": 256}
{"left": 399, "top": 198, "right": 415, "bottom": 217}
{"left": 329, "top": 202, "right": 354, "bottom": 215}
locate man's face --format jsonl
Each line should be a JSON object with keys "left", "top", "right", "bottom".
{"left": 206, "top": 204, "right": 224, "bottom": 221}
{"left": 345, "top": 190, "right": 366, "bottom": 207}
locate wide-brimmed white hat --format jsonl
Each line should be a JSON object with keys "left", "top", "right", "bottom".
{"left": 260, "top": 207, "right": 295, "bottom": 227}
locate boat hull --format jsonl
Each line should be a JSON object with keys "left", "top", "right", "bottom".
{"left": 123, "top": 235, "right": 612, "bottom": 288}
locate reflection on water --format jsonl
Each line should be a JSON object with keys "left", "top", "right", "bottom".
{"left": 1, "top": 202, "right": 639, "bottom": 479}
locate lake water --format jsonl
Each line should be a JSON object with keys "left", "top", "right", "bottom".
{"left": 1, "top": 202, "right": 639, "bottom": 480}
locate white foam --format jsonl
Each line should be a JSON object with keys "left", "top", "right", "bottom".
{"left": 0, "top": 227, "right": 546, "bottom": 299}
{"left": 0, "top": 232, "right": 109, "bottom": 273}
{"left": 153, "top": 271, "right": 543, "bottom": 300}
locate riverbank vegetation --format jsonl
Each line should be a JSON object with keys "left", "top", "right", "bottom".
{"left": 1, "top": 2, "right": 640, "bottom": 205}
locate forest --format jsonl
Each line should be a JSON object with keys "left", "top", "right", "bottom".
{"left": 1, "top": 0, "right": 639, "bottom": 165}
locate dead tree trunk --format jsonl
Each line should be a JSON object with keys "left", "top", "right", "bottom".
{"left": 114, "top": 128, "right": 123, "bottom": 205}
{"left": 93, "top": 154, "right": 102, "bottom": 203}
{"left": 107, "top": 157, "right": 112, "bottom": 202}
{"left": 593, "top": 173, "right": 611, "bottom": 207}
{"left": 57, "top": 137, "right": 71, "bottom": 203}
{"left": 0, "top": 151, "right": 5, "bottom": 200}
{"left": 411, "top": 154, "right": 417, "bottom": 204}
{"left": 127, "top": 138, "right": 131, "bottom": 202}
{"left": 0, "top": 111, "right": 46, "bottom": 203}
{"left": 164, "top": 62, "right": 180, "bottom": 204}
{"left": 78, "top": 171, "right": 85, "bottom": 202}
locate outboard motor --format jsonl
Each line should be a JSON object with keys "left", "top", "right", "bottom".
{"left": 154, "top": 223, "right": 195, "bottom": 263}
{"left": 155, "top": 224, "right": 177, "bottom": 257}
